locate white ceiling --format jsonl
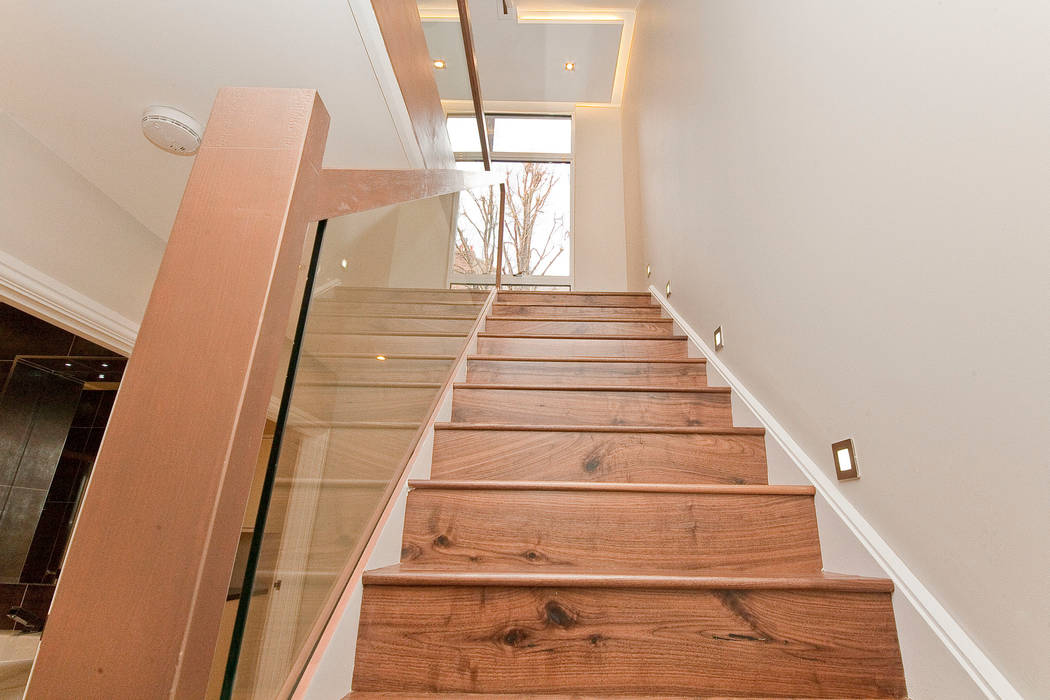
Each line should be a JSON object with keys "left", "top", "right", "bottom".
{"left": 0, "top": 0, "right": 414, "bottom": 240}
{"left": 424, "top": 14, "right": 623, "bottom": 104}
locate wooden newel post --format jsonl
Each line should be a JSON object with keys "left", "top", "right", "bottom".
{"left": 26, "top": 88, "right": 330, "bottom": 699}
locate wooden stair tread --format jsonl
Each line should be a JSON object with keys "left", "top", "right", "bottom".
{"left": 468, "top": 355, "right": 704, "bottom": 363}
{"left": 362, "top": 564, "right": 894, "bottom": 592}
{"left": 453, "top": 383, "right": 727, "bottom": 393}
{"left": 347, "top": 694, "right": 904, "bottom": 699}
{"left": 478, "top": 333, "right": 686, "bottom": 340}
{"left": 408, "top": 480, "right": 811, "bottom": 495}
{"left": 434, "top": 422, "right": 762, "bottom": 434}
{"left": 487, "top": 316, "right": 671, "bottom": 322}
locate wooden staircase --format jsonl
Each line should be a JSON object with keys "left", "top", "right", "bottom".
{"left": 348, "top": 291, "right": 907, "bottom": 698}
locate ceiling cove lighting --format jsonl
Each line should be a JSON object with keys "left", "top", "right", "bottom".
{"left": 713, "top": 326, "right": 724, "bottom": 351}
{"left": 563, "top": 61, "right": 576, "bottom": 71}
{"left": 433, "top": 59, "right": 447, "bottom": 70}
{"left": 832, "top": 438, "right": 860, "bottom": 480}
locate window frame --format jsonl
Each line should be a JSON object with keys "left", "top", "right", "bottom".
{"left": 446, "top": 112, "right": 574, "bottom": 289}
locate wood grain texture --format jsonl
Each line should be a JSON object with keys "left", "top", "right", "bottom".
{"left": 492, "top": 304, "right": 664, "bottom": 319}
{"left": 303, "top": 333, "right": 466, "bottom": 355}
{"left": 476, "top": 336, "right": 687, "bottom": 358}
{"left": 496, "top": 292, "right": 655, "bottom": 306}
{"left": 26, "top": 88, "right": 330, "bottom": 700}
{"left": 466, "top": 357, "right": 705, "bottom": 387}
{"left": 311, "top": 301, "right": 484, "bottom": 316}
{"left": 353, "top": 585, "right": 907, "bottom": 697}
{"left": 306, "top": 315, "right": 477, "bottom": 334}
{"left": 451, "top": 387, "right": 732, "bottom": 426}
{"left": 369, "top": 0, "right": 454, "bottom": 169}
{"left": 484, "top": 318, "right": 674, "bottom": 336}
{"left": 327, "top": 287, "right": 490, "bottom": 302}
{"left": 297, "top": 355, "right": 454, "bottom": 384}
{"left": 431, "top": 425, "right": 767, "bottom": 484}
{"left": 400, "top": 487, "right": 821, "bottom": 574}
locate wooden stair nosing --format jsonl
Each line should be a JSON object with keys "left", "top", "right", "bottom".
{"left": 478, "top": 332, "right": 686, "bottom": 340}
{"left": 407, "top": 480, "right": 813, "bottom": 496}
{"left": 453, "top": 383, "right": 728, "bottom": 394}
{"left": 306, "top": 353, "right": 457, "bottom": 360}
{"left": 361, "top": 565, "right": 894, "bottom": 593}
{"left": 497, "top": 291, "right": 654, "bottom": 296}
{"left": 491, "top": 303, "right": 662, "bottom": 310}
{"left": 487, "top": 315, "right": 672, "bottom": 323}
{"left": 433, "top": 422, "right": 764, "bottom": 435}
{"left": 468, "top": 355, "right": 705, "bottom": 363}
{"left": 296, "top": 381, "right": 442, "bottom": 389}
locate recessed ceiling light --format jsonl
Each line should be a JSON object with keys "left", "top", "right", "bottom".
{"left": 64, "top": 362, "right": 73, "bottom": 367}
{"left": 564, "top": 61, "right": 576, "bottom": 71}
{"left": 340, "top": 258, "right": 349, "bottom": 269}
{"left": 832, "top": 438, "right": 859, "bottom": 480}
{"left": 713, "top": 326, "right": 724, "bottom": 351}
{"left": 98, "top": 374, "right": 105, "bottom": 379}
{"left": 101, "top": 363, "right": 109, "bottom": 368}
{"left": 433, "top": 59, "right": 447, "bottom": 70}
{"left": 376, "top": 355, "right": 386, "bottom": 361}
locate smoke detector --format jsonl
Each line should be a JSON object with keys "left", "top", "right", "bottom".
{"left": 141, "top": 105, "right": 202, "bottom": 155}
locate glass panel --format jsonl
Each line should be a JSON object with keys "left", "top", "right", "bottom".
{"left": 492, "top": 116, "right": 572, "bottom": 154}
{"left": 216, "top": 186, "right": 496, "bottom": 699}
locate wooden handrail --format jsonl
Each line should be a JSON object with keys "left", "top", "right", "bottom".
{"left": 23, "top": 87, "right": 500, "bottom": 699}
{"left": 456, "top": 0, "right": 491, "bottom": 171}
{"left": 314, "top": 168, "right": 498, "bottom": 220}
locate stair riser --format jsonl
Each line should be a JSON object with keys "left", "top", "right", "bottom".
{"left": 302, "top": 334, "right": 465, "bottom": 355}
{"left": 493, "top": 304, "right": 663, "bottom": 319}
{"left": 496, "top": 293, "right": 654, "bottom": 306}
{"left": 292, "top": 385, "right": 435, "bottom": 423}
{"left": 402, "top": 489, "right": 821, "bottom": 573}
{"left": 307, "top": 316, "right": 476, "bottom": 334}
{"left": 431, "top": 429, "right": 766, "bottom": 484}
{"left": 484, "top": 319, "right": 674, "bottom": 335}
{"left": 296, "top": 357, "right": 452, "bottom": 384}
{"left": 477, "top": 337, "right": 687, "bottom": 358}
{"left": 311, "top": 301, "right": 484, "bottom": 316}
{"left": 451, "top": 388, "right": 732, "bottom": 427}
{"left": 465, "top": 359, "right": 706, "bottom": 387}
{"left": 354, "top": 586, "right": 906, "bottom": 697}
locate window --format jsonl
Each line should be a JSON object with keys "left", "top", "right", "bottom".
{"left": 448, "top": 115, "right": 573, "bottom": 288}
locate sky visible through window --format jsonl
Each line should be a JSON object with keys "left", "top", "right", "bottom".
{"left": 451, "top": 116, "right": 571, "bottom": 279}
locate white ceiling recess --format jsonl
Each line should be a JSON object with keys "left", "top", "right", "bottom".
{"left": 420, "top": 0, "right": 638, "bottom": 108}
{"left": 0, "top": 0, "right": 417, "bottom": 240}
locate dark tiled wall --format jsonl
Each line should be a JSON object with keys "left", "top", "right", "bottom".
{"left": 0, "top": 303, "right": 120, "bottom": 390}
{"left": 0, "top": 302, "right": 124, "bottom": 630}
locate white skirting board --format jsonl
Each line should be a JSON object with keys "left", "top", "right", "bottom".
{"left": 0, "top": 249, "right": 138, "bottom": 354}
{"left": 649, "top": 284, "right": 1020, "bottom": 700}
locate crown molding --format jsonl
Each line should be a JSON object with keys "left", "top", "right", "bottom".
{"left": 0, "top": 250, "right": 137, "bottom": 355}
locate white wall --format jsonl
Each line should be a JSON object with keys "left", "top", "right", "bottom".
{"left": 573, "top": 105, "right": 628, "bottom": 290}
{"left": 622, "top": 1, "right": 1049, "bottom": 697}
{"left": 0, "top": 112, "right": 164, "bottom": 324}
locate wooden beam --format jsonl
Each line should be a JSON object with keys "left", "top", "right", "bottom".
{"left": 370, "top": 0, "right": 456, "bottom": 169}
{"left": 312, "top": 168, "right": 500, "bottom": 220}
{"left": 26, "top": 88, "right": 330, "bottom": 699}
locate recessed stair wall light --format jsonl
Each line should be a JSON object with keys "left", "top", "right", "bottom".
{"left": 646, "top": 264, "right": 651, "bottom": 278}
{"left": 433, "top": 59, "right": 447, "bottom": 70}
{"left": 832, "top": 438, "right": 859, "bottom": 480}
{"left": 340, "top": 258, "right": 349, "bottom": 269}
{"left": 713, "top": 326, "right": 724, "bottom": 351}
{"left": 665, "top": 280, "right": 671, "bottom": 297}
{"left": 564, "top": 61, "right": 576, "bottom": 71}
